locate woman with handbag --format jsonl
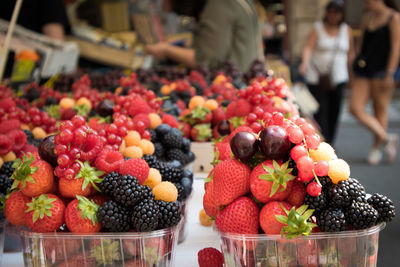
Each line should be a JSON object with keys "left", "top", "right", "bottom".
{"left": 350, "top": 0, "right": 400, "bottom": 165}
{"left": 299, "top": 0, "right": 354, "bottom": 144}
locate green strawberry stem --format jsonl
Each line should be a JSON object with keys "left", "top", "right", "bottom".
{"left": 75, "top": 161, "right": 104, "bottom": 192}
{"left": 76, "top": 195, "right": 99, "bottom": 225}
{"left": 90, "top": 240, "right": 120, "bottom": 265}
{"left": 259, "top": 160, "right": 295, "bottom": 197}
{"left": 275, "top": 204, "right": 317, "bottom": 239}
{"left": 11, "top": 153, "right": 38, "bottom": 190}
{"left": 26, "top": 194, "right": 56, "bottom": 223}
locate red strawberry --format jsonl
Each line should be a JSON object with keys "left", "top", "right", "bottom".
{"left": 90, "top": 194, "right": 109, "bottom": 206}
{"left": 215, "top": 196, "right": 259, "bottom": 234}
{"left": 235, "top": 99, "right": 251, "bottom": 117}
{"left": 65, "top": 196, "right": 101, "bottom": 233}
{"left": 211, "top": 107, "right": 226, "bottom": 126}
{"left": 214, "top": 142, "right": 232, "bottom": 161}
{"left": 212, "top": 126, "right": 220, "bottom": 139}
{"left": 0, "top": 134, "right": 13, "bottom": 155}
{"left": 213, "top": 159, "right": 250, "bottom": 206}
{"left": 179, "top": 122, "right": 191, "bottom": 138}
{"left": 25, "top": 194, "right": 65, "bottom": 232}
{"left": 198, "top": 247, "right": 224, "bottom": 267}
{"left": 0, "top": 119, "right": 21, "bottom": 134}
{"left": 0, "top": 97, "right": 16, "bottom": 111}
{"left": 119, "top": 158, "right": 149, "bottom": 184}
{"left": 133, "top": 113, "right": 150, "bottom": 129}
{"left": 259, "top": 201, "right": 292, "bottom": 234}
{"left": 58, "top": 253, "right": 96, "bottom": 267}
{"left": 162, "top": 113, "right": 179, "bottom": 128}
{"left": 8, "top": 129, "right": 27, "bottom": 151}
{"left": 95, "top": 150, "right": 124, "bottom": 173}
{"left": 250, "top": 160, "right": 294, "bottom": 203}
{"left": 203, "top": 179, "right": 218, "bottom": 217}
{"left": 128, "top": 96, "right": 152, "bottom": 116}
{"left": 11, "top": 153, "right": 54, "bottom": 197}
{"left": 5, "top": 191, "right": 30, "bottom": 226}
{"left": 191, "top": 123, "right": 212, "bottom": 142}
{"left": 285, "top": 179, "right": 306, "bottom": 207}
{"left": 16, "top": 144, "right": 38, "bottom": 158}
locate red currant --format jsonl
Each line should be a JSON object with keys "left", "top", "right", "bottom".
{"left": 142, "top": 130, "right": 151, "bottom": 140}
{"left": 134, "top": 120, "right": 146, "bottom": 134}
{"left": 107, "top": 124, "right": 118, "bottom": 135}
{"left": 107, "top": 134, "right": 117, "bottom": 145}
{"left": 290, "top": 144, "right": 308, "bottom": 161}
{"left": 307, "top": 182, "right": 322, "bottom": 196}
{"left": 305, "top": 134, "right": 320, "bottom": 150}
{"left": 298, "top": 170, "right": 314, "bottom": 182}
{"left": 295, "top": 118, "right": 307, "bottom": 127}
{"left": 54, "top": 144, "right": 68, "bottom": 155}
{"left": 246, "top": 113, "right": 257, "bottom": 123}
{"left": 54, "top": 166, "right": 66, "bottom": 178}
{"left": 300, "top": 123, "right": 315, "bottom": 136}
{"left": 253, "top": 107, "right": 264, "bottom": 119}
{"left": 73, "top": 128, "right": 87, "bottom": 145}
{"left": 314, "top": 160, "right": 329, "bottom": 176}
{"left": 63, "top": 168, "right": 76, "bottom": 180}
{"left": 69, "top": 148, "right": 81, "bottom": 160}
{"left": 59, "top": 129, "right": 73, "bottom": 145}
{"left": 57, "top": 154, "right": 71, "bottom": 168}
{"left": 118, "top": 126, "right": 128, "bottom": 137}
{"left": 272, "top": 112, "right": 284, "bottom": 126}
{"left": 287, "top": 125, "right": 304, "bottom": 144}
{"left": 72, "top": 115, "right": 86, "bottom": 128}
{"left": 250, "top": 121, "right": 263, "bottom": 133}
{"left": 296, "top": 156, "right": 314, "bottom": 173}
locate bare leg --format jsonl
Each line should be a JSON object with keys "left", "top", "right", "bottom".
{"left": 349, "top": 77, "right": 387, "bottom": 147}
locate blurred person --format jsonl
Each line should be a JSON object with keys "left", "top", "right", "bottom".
{"left": 0, "top": 0, "right": 70, "bottom": 40}
{"left": 145, "top": 0, "right": 263, "bottom": 73}
{"left": 299, "top": 0, "right": 354, "bottom": 144}
{"left": 350, "top": 0, "right": 400, "bottom": 165}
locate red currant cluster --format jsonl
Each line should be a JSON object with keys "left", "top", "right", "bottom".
{"left": 238, "top": 78, "right": 291, "bottom": 105}
{"left": 189, "top": 70, "right": 208, "bottom": 89}
{"left": 204, "top": 77, "right": 237, "bottom": 101}
{"left": 72, "top": 75, "right": 102, "bottom": 108}
{"left": 113, "top": 94, "right": 161, "bottom": 118}
{"left": 54, "top": 115, "right": 103, "bottom": 179}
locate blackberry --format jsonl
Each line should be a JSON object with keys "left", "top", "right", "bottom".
{"left": 149, "top": 129, "right": 158, "bottom": 143}
{"left": 23, "top": 130, "right": 35, "bottom": 144}
{"left": 367, "top": 193, "right": 395, "bottom": 222}
{"left": 174, "top": 182, "right": 186, "bottom": 201}
{"left": 0, "top": 161, "right": 15, "bottom": 178}
{"left": 166, "top": 148, "right": 187, "bottom": 165}
{"left": 132, "top": 199, "right": 160, "bottom": 232}
{"left": 0, "top": 174, "right": 13, "bottom": 194}
{"left": 161, "top": 129, "right": 183, "bottom": 149}
{"left": 317, "top": 208, "right": 347, "bottom": 232}
{"left": 142, "top": 155, "right": 158, "bottom": 168}
{"left": 318, "top": 176, "right": 333, "bottom": 190}
{"left": 156, "top": 200, "right": 181, "bottom": 229}
{"left": 185, "top": 151, "right": 196, "bottom": 163}
{"left": 155, "top": 164, "right": 183, "bottom": 183}
{"left": 155, "top": 124, "right": 171, "bottom": 139}
{"left": 97, "top": 200, "right": 131, "bottom": 232}
{"left": 141, "top": 185, "right": 154, "bottom": 200}
{"left": 45, "top": 97, "right": 58, "bottom": 106}
{"left": 288, "top": 159, "right": 298, "bottom": 177}
{"left": 154, "top": 142, "right": 164, "bottom": 158}
{"left": 167, "top": 160, "right": 182, "bottom": 169}
{"left": 182, "top": 169, "right": 193, "bottom": 181}
{"left": 346, "top": 202, "right": 378, "bottom": 229}
{"left": 181, "top": 138, "right": 191, "bottom": 153}
{"left": 328, "top": 178, "right": 366, "bottom": 207}
{"left": 99, "top": 172, "right": 121, "bottom": 197}
{"left": 181, "top": 177, "right": 193, "bottom": 197}
{"left": 113, "top": 175, "right": 144, "bottom": 207}
{"left": 33, "top": 138, "right": 42, "bottom": 148}
{"left": 304, "top": 191, "right": 327, "bottom": 213}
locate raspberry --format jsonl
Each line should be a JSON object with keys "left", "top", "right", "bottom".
{"left": 132, "top": 113, "right": 150, "bottom": 129}
{"left": 0, "top": 134, "right": 13, "bottom": 155}
{"left": 95, "top": 150, "right": 124, "bottom": 173}
{"left": 198, "top": 247, "right": 224, "bottom": 267}
{"left": 8, "top": 130, "right": 27, "bottom": 151}
{"left": 162, "top": 114, "right": 179, "bottom": 128}
{"left": 80, "top": 134, "right": 103, "bottom": 161}
{"left": 152, "top": 181, "right": 178, "bottom": 202}
{"left": 0, "top": 98, "right": 16, "bottom": 112}
{"left": 328, "top": 159, "right": 350, "bottom": 184}
{"left": 0, "top": 119, "right": 21, "bottom": 134}
{"left": 119, "top": 158, "right": 149, "bottom": 184}
{"left": 309, "top": 142, "right": 336, "bottom": 162}
{"left": 17, "top": 144, "right": 38, "bottom": 158}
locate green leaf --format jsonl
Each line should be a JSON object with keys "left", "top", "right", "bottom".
{"left": 296, "top": 205, "right": 308, "bottom": 215}
{"left": 273, "top": 160, "right": 280, "bottom": 170}
{"left": 302, "top": 209, "right": 315, "bottom": 220}
{"left": 275, "top": 215, "right": 288, "bottom": 224}
{"left": 270, "top": 182, "right": 279, "bottom": 197}
{"left": 204, "top": 172, "right": 213, "bottom": 183}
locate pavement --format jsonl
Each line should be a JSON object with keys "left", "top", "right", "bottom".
{"left": 333, "top": 94, "right": 400, "bottom": 267}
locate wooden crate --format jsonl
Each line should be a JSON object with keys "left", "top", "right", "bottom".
{"left": 191, "top": 142, "right": 214, "bottom": 173}
{"left": 101, "top": 1, "right": 130, "bottom": 32}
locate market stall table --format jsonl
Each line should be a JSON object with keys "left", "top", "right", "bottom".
{"left": 1, "top": 175, "right": 219, "bottom": 267}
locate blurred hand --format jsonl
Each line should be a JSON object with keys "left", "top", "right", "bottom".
{"left": 144, "top": 43, "right": 170, "bottom": 59}
{"left": 383, "top": 74, "right": 394, "bottom": 89}
{"left": 298, "top": 62, "right": 308, "bottom": 76}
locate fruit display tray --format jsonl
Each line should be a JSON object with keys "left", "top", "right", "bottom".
{"left": 219, "top": 223, "right": 385, "bottom": 267}
{"left": 19, "top": 221, "right": 182, "bottom": 267}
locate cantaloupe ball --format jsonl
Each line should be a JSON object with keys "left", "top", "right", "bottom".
{"left": 59, "top": 97, "right": 75, "bottom": 109}
{"left": 124, "top": 131, "right": 141, "bottom": 147}
{"left": 123, "top": 146, "right": 143, "bottom": 159}
{"left": 139, "top": 139, "right": 154, "bottom": 155}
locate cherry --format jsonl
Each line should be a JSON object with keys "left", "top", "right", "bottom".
{"left": 230, "top": 131, "right": 259, "bottom": 162}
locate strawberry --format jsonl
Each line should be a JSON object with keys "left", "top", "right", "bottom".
{"left": 119, "top": 158, "right": 149, "bottom": 184}
{"left": 225, "top": 101, "right": 238, "bottom": 119}
{"left": 203, "top": 179, "right": 218, "bottom": 217}
{"left": 59, "top": 161, "right": 103, "bottom": 198}
{"left": 162, "top": 113, "right": 179, "bottom": 128}
{"left": 8, "top": 129, "right": 27, "bottom": 151}
{"left": 236, "top": 99, "right": 252, "bottom": 117}
{"left": 25, "top": 194, "right": 65, "bottom": 232}
{"left": 285, "top": 179, "right": 306, "bottom": 207}
{"left": 133, "top": 113, "right": 151, "bottom": 129}
{"left": 190, "top": 106, "right": 212, "bottom": 124}
{"left": 215, "top": 196, "right": 259, "bottom": 234}
{"left": 5, "top": 191, "right": 30, "bottom": 226}
{"left": 259, "top": 201, "right": 292, "bottom": 234}
{"left": 214, "top": 142, "right": 232, "bottom": 161}
{"left": 179, "top": 122, "right": 191, "bottom": 139}
{"left": 95, "top": 150, "right": 124, "bottom": 173}
{"left": 198, "top": 247, "right": 224, "bottom": 267}
{"left": 191, "top": 123, "right": 212, "bottom": 142}
{"left": 16, "top": 144, "right": 38, "bottom": 158}
{"left": 211, "top": 107, "right": 226, "bottom": 126}
{"left": 213, "top": 159, "right": 250, "bottom": 206}
{"left": 11, "top": 153, "right": 54, "bottom": 197}
{"left": 90, "top": 194, "right": 108, "bottom": 206}
{"left": 58, "top": 253, "right": 96, "bottom": 267}
{"left": 250, "top": 160, "right": 295, "bottom": 203}
{"left": 0, "top": 119, "right": 21, "bottom": 134}
{"left": 0, "top": 134, "right": 13, "bottom": 155}
{"left": 65, "top": 195, "right": 101, "bottom": 233}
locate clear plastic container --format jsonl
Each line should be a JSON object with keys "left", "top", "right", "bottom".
{"left": 219, "top": 223, "right": 385, "bottom": 267}
{"left": 177, "top": 193, "right": 193, "bottom": 244}
{"left": 0, "top": 219, "right": 6, "bottom": 263}
{"left": 19, "top": 222, "right": 181, "bottom": 267}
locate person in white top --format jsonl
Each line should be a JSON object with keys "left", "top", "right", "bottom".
{"left": 299, "top": 0, "right": 354, "bottom": 144}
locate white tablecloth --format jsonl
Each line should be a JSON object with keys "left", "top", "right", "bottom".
{"left": 1, "top": 176, "right": 219, "bottom": 267}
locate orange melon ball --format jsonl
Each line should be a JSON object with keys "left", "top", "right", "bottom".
{"left": 123, "top": 146, "right": 143, "bottom": 159}
{"left": 143, "top": 168, "right": 162, "bottom": 189}
{"left": 124, "top": 131, "right": 141, "bottom": 147}
{"left": 189, "top": 96, "right": 205, "bottom": 110}
{"left": 59, "top": 97, "right": 75, "bottom": 109}
{"left": 32, "top": 127, "right": 46, "bottom": 139}
{"left": 139, "top": 139, "right": 154, "bottom": 155}
{"left": 152, "top": 182, "right": 178, "bottom": 202}
{"left": 148, "top": 113, "right": 162, "bottom": 129}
